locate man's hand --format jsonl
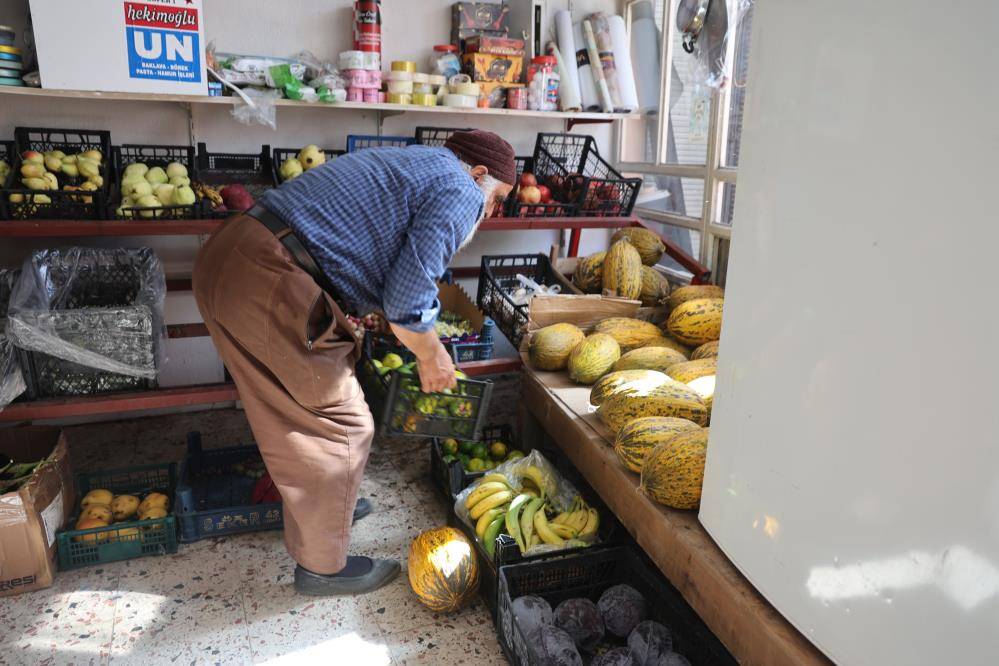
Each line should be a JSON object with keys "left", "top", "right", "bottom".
{"left": 389, "top": 323, "right": 458, "bottom": 393}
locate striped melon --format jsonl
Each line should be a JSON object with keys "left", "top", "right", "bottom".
{"left": 614, "top": 416, "right": 700, "bottom": 473}
{"left": 638, "top": 335, "right": 691, "bottom": 358}
{"left": 567, "top": 333, "right": 621, "bottom": 385}
{"left": 528, "top": 323, "right": 585, "bottom": 371}
{"left": 408, "top": 526, "right": 480, "bottom": 611}
{"left": 602, "top": 240, "right": 642, "bottom": 299}
{"left": 593, "top": 317, "right": 664, "bottom": 352}
{"left": 640, "top": 428, "right": 710, "bottom": 510}
{"left": 666, "top": 358, "right": 717, "bottom": 383}
{"left": 573, "top": 251, "right": 605, "bottom": 293}
{"left": 686, "top": 374, "right": 716, "bottom": 422}
{"left": 667, "top": 284, "right": 724, "bottom": 312}
{"left": 612, "top": 346, "right": 688, "bottom": 373}
{"left": 597, "top": 380, "right": 708, "bottom": 433}
{"left": 691, "top": 340, "right": 720, "bottom": 360}
{"left": 589, "top": 369, "right": 672, "bottom": 406}
{"left": 666, "top": 298, "right": 724, "bottom": 346}
{"left": 610, "top": 228, "right": 665, "bottom": 266}
{"left": 639, "top": 266, "right": 671, "bottom": 307}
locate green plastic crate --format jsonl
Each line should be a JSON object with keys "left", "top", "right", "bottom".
{"left": 56, "top": 462, "right": 178, "bottom": 570}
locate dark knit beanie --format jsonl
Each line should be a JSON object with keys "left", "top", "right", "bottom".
{"left": 444, "top": 130, "right": 517, "bottom": 186}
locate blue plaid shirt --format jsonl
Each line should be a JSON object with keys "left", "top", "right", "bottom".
{"left": 261, "top": 146, "right": 484, "bottom": 332}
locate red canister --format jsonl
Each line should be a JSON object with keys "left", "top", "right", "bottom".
{"left": 507, "top": 87, "right": 528, "bottom": 110}
{"left": 354, "top": 0, "right": 381, "bottom": 54}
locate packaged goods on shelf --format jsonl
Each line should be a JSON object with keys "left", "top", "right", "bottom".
{"left": 452, "top": 2, "right": 511, "bottom": 48}
{"left": 462, "top": 52, "right": 524, "bottom": 83}
{"left": 464, "top": 35, "right": 526, "bottom": 56}
{"left": 478, "top": 81, "right": 525, "bottom": 108}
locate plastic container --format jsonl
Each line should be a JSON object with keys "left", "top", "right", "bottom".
{"left": 1, "top": 127, "right": 113, "bottom": 221}
{"left": 195, "top": 143, "right": 273, "bottom": 217}
{"left": 346, "top": 135, "right": 415, "bottom": 152}
{"left": 497, "top": 546, "right": 737, "bottom": 666}
{"left": 429, "top": 425, "right": 521, "bottom": 500}
{"left": 56, "top": 463, "right": 179, "bottom": 571}
{"left": 526, "top": 56, "right": 560, "bottom": 112}
{"left": 175, "top": 432, "right": 284, "bottom": 543}
{"left": 477, "top": 254, "right": 581, "bottom": 349}
{"left": 533, "top": 133, "right": 642, "bottom": 217}
{"left": 271, "top": 147, "right": 344, "bottom": 185}
{"left": 429, "top": 44, "right": 461, "bottom": 79}
{"left": 507, "top": 86, "right": 528, "bottom": 110}
{"left": 111, "top": 144, "right": 204, "bottom": 220}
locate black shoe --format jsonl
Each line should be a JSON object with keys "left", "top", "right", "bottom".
{"left": 294, "top": 558, "right": 400, "bottom": 596}
{"left": 352, "top": 497, "right": 373, "bottom": 523}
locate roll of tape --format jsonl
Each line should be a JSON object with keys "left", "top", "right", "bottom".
{"left": 0, "top": 45, "right": 22, "bottom": 56}
{"left": 362, "top": 51, "right": 381, "bottom": 70}
{"left": 386, "top": 92, "right": 413, "bottom": 105}
{"left": 339, "top": 50, "right": 366, "bottom": 70}
{"left": 450, "top": 81, "right": 480, "bottom": 96}
{"left": 443, "top": 93, "right": 477, "bottom": 108}
{"left": 385, "top": 70, "right": 413, "bottom": 82}
{"left": 390, "top": 60, "right": 417, "bottom": 73}
{"left": 412, "top": 92, "right": 438, "bottom": 107}
{"left": 386, "top": 79, "right": 414, "bottom": 94}
{"left": 428, "top": 74, "right": 447, "bottom": 87}
{"left": 413, "top": 82, "right": 434, "bottom": 94}
{"left": 411, "top": 72, "right": 429, "bottom": 84}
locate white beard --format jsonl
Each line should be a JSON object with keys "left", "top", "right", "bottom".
{"left": 458, "top": 181, "right": 494, "bottom": 250}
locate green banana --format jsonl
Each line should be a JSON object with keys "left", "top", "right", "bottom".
{"left": 505, "top": 493, "right": 533, "bottom": 552}
{"left": 476, "top": 507, "right": 506, "bottom": 539}
{"left": 533, "top": 509, "right": 564, "bottom": 546}
{"left": 519, "top": 498, "right": 545, "bottom": 551}
{"left": 483, "top": 515, "right": 506, "bottom": 557}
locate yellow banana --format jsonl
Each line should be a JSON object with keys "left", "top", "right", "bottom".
{"left": 551, "top": 511, "right": 570, "bottom": 526}
{"left": 476, "top": 507, "right": 506, "bottom": 539}
{"left": 563, "top": 510, "right": 587, "bottom": 532}
{"left": 533, "top": 510, "right": 564, "bottom": 546}
{"left": 549, "top": 523, "right": 577, "bottom": 540}
{"left": 505, "top": 493, "right": 534, "bottom": 551}
{"left": 521, "top": 466, "right": 553, "bottom": 499}
{"left": 465, "top": 482, "right": 510, "bottom": 510}
{"left": 479, "top": 473, "right": 510, "bottom": 487}
{"left": 529, "top": 533, "right": 540, "bottom": 549}
{"left": 578, "top": 508, "right": 600, "bottom": 539}
{"left": 470, "top": 490, "right": 514, "bottom": 520}
{"left": 521, "top": 488, "right": 538, "bottom": 498}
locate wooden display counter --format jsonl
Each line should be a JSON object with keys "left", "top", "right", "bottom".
{"left": 519, "top": 360, "right": 830, "bottom": 666}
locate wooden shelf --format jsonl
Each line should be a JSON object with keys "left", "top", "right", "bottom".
{"left": 0, "top": 216, "right": 640, "bottom": 237}
{"left": 0, "top": 86, "right": 638, "bottom": 123}
{"left": 519, "top": 360, "right": 831, "bottom": 666}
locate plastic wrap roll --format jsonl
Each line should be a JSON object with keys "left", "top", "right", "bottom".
{"left": 412, "top": 72, "right": 429, "bottom": 83}
{"left": 339, "top": 50, "right": 365, "bottom": 70}
{"left": 390, "top": 60, "right": 416, "bottom": 73}
{"left": 413, "top": 82, "right": 434, "bottom": 94}
{"left": 412, "top": 92, "right": 438, "bottom": 106}
{"left": 443, "top": 93, "right": 477, "bottom": 108}
{"left": 572, "top": 20, "right": 599, "bottom": 110}
{"left": 428, "top": 74, "right": 447, "bottom": 87}
{"left": 386, "top": 70, "right": 413, "bottom": 82}
{"left": 387, "top": 79, "right": 414, "bottom": 94}
{"left": 608, "top": 14, "right": 639, "bottom": 111}
{"left": 362, "top": 51, "right": 381, "bottom": 70}
{"left": 449, "top": 77, "right": 480, "bottom": 96}
{"left": 553, "top": 12, "right": 582, "bottom": 112}
{"left": 386, "top": 92, "right": 412, "bottom": 104}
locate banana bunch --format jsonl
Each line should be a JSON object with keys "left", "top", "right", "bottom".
{"left": 193, "top": 182, "right": 224, "bottom": 209}
{"left": 550, "top": 496, "right": 600, "bottom": 543}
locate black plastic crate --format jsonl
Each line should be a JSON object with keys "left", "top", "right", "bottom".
{"left": 175, "top": 431, "right": 283, "bottom": 543}
{"left": 195, "top": 142, "right": 272, "bottom": 217}
{"left": 56, "top": 462, "right": 178, "bottom": 570}
{"left": 477, "top": 254, "right": 581, "bottom": 349}
{"left": 414, "top": 126, "right": 471, "bottom": 147}
{"left": 2, "top": 127, "right": 113, "bottom": 220}
{"left": 497, "top": 546, "right": 736, "bottom": 666}
{"left": 346, "top": 135, "right": 414, "bottom": 152}
{"left": 270, "top": 147, "right": 345, "bottom": 186}
{"left": 506, "top": 147, "right": 578, "bottom": 219}
{"left": 14, "top": 247, "right": 161, "bottom": 399}
{"left": 381, "top": 367, "right": 492, "bottom": 440}
{"left": 0, "top": 140, "right": 12, "bottom": 165}
{"left": 429, "top": 425, "right": 523, "bottom": 501}
{"left": 534, "top": 133, "right": 642, "bottom": 217}
{"left": 111, "top": 144, "right": 205, "bottom": 220}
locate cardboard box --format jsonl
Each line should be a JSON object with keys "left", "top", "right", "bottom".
{"left": 553, "top": 257, "right": 669, "bottom": 324}
{"left": 438, "top": 281, "right": 486, "bottom": 334}
{"left": 478, "top": 81, "right": 525, "bottom": 108}
{"left": 464, "top": 35, "right": 526, "bottom": 56}
{"left": 463, "top": 53, "right": 523, "bottom": 83}
{"left": 0, "top": 427, "right": 73, "bottom": 597}
{"left": 452, "top": 2, "right": 510, "bottom": 31}
{"left": 29, "top": 0, "right": 208, "bottom": 95}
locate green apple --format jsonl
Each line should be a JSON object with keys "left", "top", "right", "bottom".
{"left": 124, "top": 162, "right": 148, "bottom": 178}
{"left": 130, "top": 181, "right": 153, "bottom": 198}
{"left": 279, "top": 157, "right": 303, "bottom": 181}
{"left": 145, "top": 166, "right": 168, "bottom": 185}
{"left": 165, "top": 162, "right": 188, "bottom": 179}
{"left": 169, "top": 175, "right": 190, "bottom": 188}
{"left": 135, "top": 194, "right": 163, "bottom": 218}
{"left": 154, "top": 183, "right": 175, "bottom": 206}
{"left": 171, "top": 185, "right": 196, "bottom": 206}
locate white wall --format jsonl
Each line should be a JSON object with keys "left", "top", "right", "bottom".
{"left": 3, "top": 0, "right": 617, "bottom": 389}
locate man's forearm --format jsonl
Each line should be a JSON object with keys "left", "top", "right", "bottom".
{"left": 389, "top": 323, "right": 441, "bottom": 361}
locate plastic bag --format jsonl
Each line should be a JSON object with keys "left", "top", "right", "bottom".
{"left": 0, "top": 269, "right": 26, "bottom": 410}
{"left": 453, "top": 449, "right": 594, "bottom": 556}
{"left": 679, "top": 0, "right": 753, "bottom": 90}
{"left": 231, "top": 87, "right": 281, "bottom": 129}
{"left": 7, "top": 247, "right": 166, "bottom": 380}
{"left": 510, "top": 274, "right": 562, "bottom": 307}
{"left": 213, "top": 50, "right": 307, "bottom": 87}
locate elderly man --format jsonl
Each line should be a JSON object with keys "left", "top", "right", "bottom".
{"left": 193, "top": 130, "right": 515, "bottom": 595}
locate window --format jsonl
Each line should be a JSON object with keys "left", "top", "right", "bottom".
{"left": 618, "top": 0, "right": 753, "bottom": 282}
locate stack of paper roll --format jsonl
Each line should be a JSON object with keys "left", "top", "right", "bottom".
{"left": 553, "top": 10, "right": 640, "bottom": 113}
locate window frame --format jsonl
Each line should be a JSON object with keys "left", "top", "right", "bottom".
{"left": 615, "top": 0, "right": 744, "bottom": 279}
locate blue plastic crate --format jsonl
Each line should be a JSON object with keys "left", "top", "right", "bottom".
{"left": 443, "top": 317, "right": 495, "bottom": 362}
{"left": 347, "top": 134, "right": 415, "bottom": 152}
{"left": 174, "top": 432, "right": 283, "bottom": 543}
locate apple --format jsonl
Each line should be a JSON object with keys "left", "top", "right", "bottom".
{"left": 519, "top": 172, "right": 538, "bottom": 188}
{"left": 537, "top": 185, "right": 553, "bottom": 203}
{"left": 518, "top": 185, "right": 541, "bottom": 204}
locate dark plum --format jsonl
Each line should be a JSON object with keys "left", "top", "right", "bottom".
{"left": 553, "top": 597, "right": 605, "bottom": 653}
{"left": 628, "top": 620, "right": 674, "bottom": 665}
{"left": 512, "top": 595, "right": 554, "bottom": 642}
{"left": 591, "top": 647, "right": 634, "bottom": 666}
{"left": 537, "top": 624, "right": 584, "bottom": 666}
{"left": 598, "top": 584, "right": 647, "bottom": 637}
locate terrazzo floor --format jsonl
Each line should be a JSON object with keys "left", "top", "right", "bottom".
{"left": 0, "top": 409, "right": 508, "bottom": 666}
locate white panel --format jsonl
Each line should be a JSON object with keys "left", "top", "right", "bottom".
{"left": 699, "top": 1, "right": 999, "bottom": 665}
